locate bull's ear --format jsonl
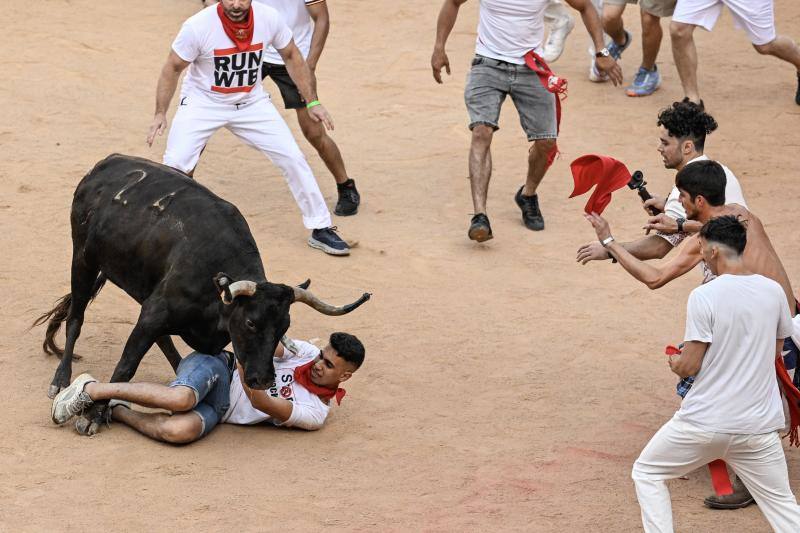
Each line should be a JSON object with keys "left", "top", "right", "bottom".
{"left": 213, "top": 272, "right": 233, "bottom": 304}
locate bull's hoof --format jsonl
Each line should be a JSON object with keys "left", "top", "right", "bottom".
{"left": 47, "top": 384, "right": 61, "bottom": 399}
{"left": 74, "top": 416, "right": 100, "bottom": 436}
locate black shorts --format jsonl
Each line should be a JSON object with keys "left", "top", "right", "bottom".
{"left": 261, "top": 62, "right": 305, "bottom": 110}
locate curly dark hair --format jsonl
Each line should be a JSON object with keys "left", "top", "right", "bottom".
{"left": 700, "top": 215, "right": 747, "bottom": 255}
{"left": 329, "top": 332, "right": 365, "bottom": 369}
{"left": 657, "top": 100, "right": 718, "bottom": 151}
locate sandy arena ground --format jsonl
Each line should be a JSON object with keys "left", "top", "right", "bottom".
{"left": 2, "top": 0, "right": 800, "bottom": 531}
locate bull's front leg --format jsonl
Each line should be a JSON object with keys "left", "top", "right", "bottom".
{"left": 75, "top": 304, "right": 166, "bottom": 436}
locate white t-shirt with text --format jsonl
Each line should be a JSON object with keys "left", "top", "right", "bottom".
{"left": 475, "top": 0, "right": 549, "bottom": 65}
{"left": 676, "top": 274, "right": 794, "bottom": 434}
{"left": 255, "top": 0, "right": 322, "bottom": 64}
{"left": 171, "top": 3, "right": 292, "bottom": 104}
{"left": 223, "top": 340, "right": 330, "bottom": 430}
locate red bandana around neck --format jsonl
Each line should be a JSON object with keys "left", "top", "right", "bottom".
{"left": 293, "top": 359, "right": 346, "bottom": 405}
{"left": 217, "top": 3, "right": 254, "bottom": 52}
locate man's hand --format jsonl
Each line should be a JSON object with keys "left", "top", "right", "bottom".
{"left": 584, "top": 212, "right": 613, "bottom": 241}
{"left": 643, "top": 196, "right": 666, "bottom": 214}
{"left": 595, "top": 56, "right": 623, "bottom": 86}
{"left": 307, "top": 104, "right": 334, "bottom": 130}
{"left": 431, "top": 47, "right": 451, "bottom": 83}
{"left": 643, "top": 213, "right": 678, "bottom": 234}
{"left": 147, "top": 113, "right": 167, "bottom": 147}
{"left": 576, "top": 241, "right": 611, "bottom": 264}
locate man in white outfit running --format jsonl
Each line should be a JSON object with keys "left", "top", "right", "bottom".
{"left": 147, "top": 0, "right": 350, "bottom": 255}
{"left": 631, "top": 215, "right": 800, "bottom": 532}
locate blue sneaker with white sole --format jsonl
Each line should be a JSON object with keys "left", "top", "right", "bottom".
{"left": 607, "top": 30, "right": 632, "bottom": 60}
{"left": 308, "top": 227, "right": 350, "bottom": 256}
{"left": 626, "top": 66, "right": 661, "bottom": 97}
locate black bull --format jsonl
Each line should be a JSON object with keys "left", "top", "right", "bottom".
{"left": 35, "top": 154, "right": 370, "bottom": 435}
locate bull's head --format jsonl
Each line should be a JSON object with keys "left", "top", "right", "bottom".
{"left": 213, "top": 273, "right": 370, "bottom": 389}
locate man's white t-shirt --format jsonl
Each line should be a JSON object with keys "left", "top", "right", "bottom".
{"left": 475, "top": 0, "right": 550, "bottom": 65}
{"left": 223, "top": 340, "right": 330, "bottom": 430}
{"left": 171, "top": 3, "right": 293, "bottom": 104}
{"left": 676, "top": 274, "right": 794, "bottom": 434}
{"left": 255, "top": 0, "right": 321, "bottom": 64}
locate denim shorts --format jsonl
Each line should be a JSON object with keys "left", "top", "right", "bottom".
{"left": 169, "top": 351, "right": 233, "bottom": 437}
{"left": 464, "top": 55, "right": 557, "bottom": 141}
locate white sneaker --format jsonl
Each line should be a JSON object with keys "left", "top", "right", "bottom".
{"left": 588, "top": 59, "right": 609, "bottom": 83}
{"left": 51, "top": 373, "right": 96, "bottom": 425}
{"left": 542, "top": 14, "right": 575, "bottom": 63}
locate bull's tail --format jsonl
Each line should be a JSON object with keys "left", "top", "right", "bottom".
{"left": 32, "top": 273, "right": 107, "bottom": 358}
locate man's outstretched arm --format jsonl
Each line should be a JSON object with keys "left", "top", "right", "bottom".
{"left": 584, "top": 212, "right": 702, "bottom": 289}
{"left": 564, "top": 0, "right": 622, "bottom": 85}
{"left": 577, "top": 234, "right": 675, "bottom": 264}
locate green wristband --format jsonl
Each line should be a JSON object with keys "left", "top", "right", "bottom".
{"left": 306, "top": 100, "right": 321, "bottom": 109}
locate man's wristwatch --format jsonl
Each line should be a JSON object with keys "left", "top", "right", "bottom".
{"left": 600, "top": 236, "right": 615, "bottom": 247}
{"left": 676, "top": 217, "right": 686, "bottom": 233}
{"left": 595, "top": 48, "right": 611, "bottom": 58}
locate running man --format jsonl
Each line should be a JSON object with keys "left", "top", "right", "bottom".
{"left": 51, "top": 333, "right": 365, "bottom": 442}
{"left": 670, "top": 0, "right": 800, "bottom": 106}
{"left": 255, "top": 0, "right": 361, "bottom": 216}
{"left": 588, "top": 0, "right": 676, "bottom": 97}
{"left": 632, "top": 215, "right": 800, "bottom": 532}
{"left": 431, "top": 0, "right": 622, "bottom": 242}
{"left": 148, "top": 0, "right": 350, "bottom": 255}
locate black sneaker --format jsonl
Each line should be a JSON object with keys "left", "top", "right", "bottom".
{"left": 308, "top": 227, "right": 350, "bottom": 256}
{"left": 795, "top": 72, "right": 800, "bottom": 106}
{"left": 334, "top": 179, "right": 360, "bottom": 216}
{"left": 468, "top": 213, "right": 493, "bottom": 242}
{"left": 514, "top": 187, "right": 544, "bottom": 231}
{"left": 703, "top": 476, "right": 755, "bottom": 510}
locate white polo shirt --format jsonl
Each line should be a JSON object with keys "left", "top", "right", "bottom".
{"left": 223, "top": 340, "right": 330, "bottom": 430}
{"left": 677, "top": 274, "right": 794, "bottom": 434}
{"left": 475, "top": 0, "right": 550, "bottom": 65}
{"left": 171, "top": 3, "right": 292, "bottom": 104}
{"left": 255, "top": 0, "right": 323, "bottom": 64}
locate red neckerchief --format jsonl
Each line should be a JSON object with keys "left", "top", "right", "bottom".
{"left": 523, "top": 50, "right": 567, "bottom": 168}
{"left": 293, "top": 359, "right": 346, "bottom": 405}
{"left": 664, "top": 344, "right": 800, "bottom": 497}
{"left": 217, "top": 3, "right": 254, "bottom": 52}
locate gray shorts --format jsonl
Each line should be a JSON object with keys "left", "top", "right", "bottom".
{"left": 604, "top": 0, "right": 676, "bottom": 18}
{"left": 464, "top": 55, "right": 557, "bottom": 141}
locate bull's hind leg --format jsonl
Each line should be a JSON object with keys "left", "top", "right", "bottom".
{"left": 48, "top": 259, "right": 100, "bottom": 399}
{"left": 156, "top": 336, "right": 182, "bottom": 373}
{"left": 76, "top": 300, "right": 167, "bottom": 436}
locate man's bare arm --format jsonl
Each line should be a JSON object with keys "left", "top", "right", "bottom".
{"left": 277, "top": 40, "right": 334, "bottom": 130}
{"left": 669, "top": 341, "right": 707, "bottom": 378}
{"left": 236, "top": 363, "right": 293, "bottom": 422}
{"left": 305, "top": 1, "right": 330, "bottom": 70}
{"left": 431, "top": 0, "right": 468, "bottom": 83}
{"left": 147, "top": 51, "right": 190, "bottom": 146}
{"left": 584, "top": 213, "right": 702, "bottom": 289}
{"left": 577, "top": 234, "right": 674, "bottom": 264}
{"left": 564, "top": 0, "right": 622, "bottom": 85}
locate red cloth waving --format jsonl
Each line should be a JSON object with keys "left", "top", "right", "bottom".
{"left": 569, "top": 155, "right": 632, "bottom": 214}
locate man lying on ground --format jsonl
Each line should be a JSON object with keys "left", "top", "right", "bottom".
{"left": 51, "top": 332, "right": 364, "bottom": 443}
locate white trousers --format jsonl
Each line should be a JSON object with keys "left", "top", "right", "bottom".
{"left": 163, "top": 95, "right": 332, "bottom": 230}
{"left": 632, "top": 416, "right": 800, "bottom": 533}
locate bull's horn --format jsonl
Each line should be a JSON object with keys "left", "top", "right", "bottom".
{"left": 222, "top": 280, "right": 257, "bottom": 304}
{"left": 292, "top": 287, "right": 371, "bottom": 316}
{"left": 297, "top": 279, "right": 311, "bottom": 290}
